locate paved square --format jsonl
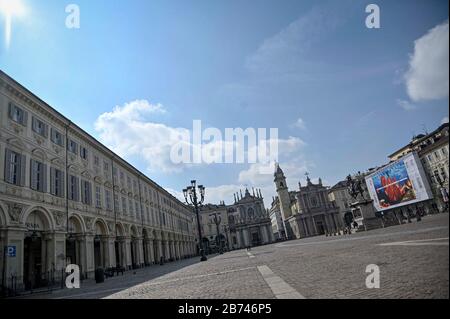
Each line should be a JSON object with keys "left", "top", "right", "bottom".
{"left": 17, "top": 214, "right": 449, "bottom": 299}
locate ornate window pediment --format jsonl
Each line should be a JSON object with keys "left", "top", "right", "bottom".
{"left": 81, "top": 170, "right": 92, "bottom": 179}
{"left": 50, "top": 157, "right": 64, "bottom": 167}
{"left": 68, "top": 164, "right": 81, "bottom": 174}
{"left": 31, "top": 148, "right": 47, "bottom": 161}
{"left": 94, "top": 176, "right": 103, "bottom": 184}
{"left": 7, "top": 137, "right": 27, "bottom": 152}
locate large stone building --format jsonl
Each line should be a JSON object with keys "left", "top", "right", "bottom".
{"left": 0, "top": 71, "right": 196, "bottom": 292}
{"left": 269, "top": 199, "right": 285, "bottom": 240}
{"left": 198, "top": 188, "right": 274, "bottom": 252}
{"left": 388, "top": 122, "right": 449, "bottom": 212}
{"left": 272, "top": 164, "right": 341, "bottom": 239}
{"left": 328, "top": 180, "right": 353, "bottom": 227}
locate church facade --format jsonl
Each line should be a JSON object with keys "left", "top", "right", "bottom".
{"left": 198, "top": 188, "right": 275, "bottom": 252}
{"left": 272, "top": 164, "right": 342, "bottom": 239}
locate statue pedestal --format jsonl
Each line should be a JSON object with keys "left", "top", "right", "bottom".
{"left": 349, "top": 198, "right": 382, "bottom": 231}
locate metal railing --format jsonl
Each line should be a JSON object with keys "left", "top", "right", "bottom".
{"left": 1, "top": 268, "right": 72, "bottom": 298}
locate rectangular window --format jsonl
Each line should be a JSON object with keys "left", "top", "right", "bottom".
{"left": 94, "top": 155, "right": 100, "bottom": 166}
{"left": 68, "top": 140, "right": 78, "bottom": 154}
{"left": 440, "top": 167, "right": 448, "bottom": 180}
{"left": 50, "top": 128, "right": 64, "bottom": 146}
{"left": 434, "top": 151, "right": 441, "bottom": 161}
{"left": 4, "top": 149, "right": 25, "bottom": 186}
{"left": 129, "top": 199, "right": 134, "bottom": 215}
{"left": 80, "top": 147, "right": 88, "bottom": 160}
{"left": 81, "top": 180, "right": 92, "bottom": 205}
{"left": 50, "top": 167, "right": 65, "bottom": 197}
{"left": 135, "top": 202, "right": 139, "bottom": 217}
{"left": 105, "top": 189, "right": 112, "bottom": 210}
{"left": 127, "top": 176, "right": 132, "bottom": 190}
{"left": 104, "top": 161, "right": 109, "bottom": 172}
{"left": 32, "top": 117, "right": 48, "bottom": 137}
{"left": 69, "top": 175, "right": 80, "bottom": 201}
{"left": 122, "top": 197, "right": 127, "bottom": 215}
{"left": 8, "top": 103, "right": 28, "bottom": 126}
{"left": 30, "top": 159, "right": 47, "bottom": 192}
{"left": 114, "top": 194, "right": 119, "bottom": 212}
{"left": 95, "top": 186, "right": 102, "bottom": 208}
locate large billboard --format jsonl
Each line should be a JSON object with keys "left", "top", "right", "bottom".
{"left": 365, "top": 152, "right": 433, "bottom": 212}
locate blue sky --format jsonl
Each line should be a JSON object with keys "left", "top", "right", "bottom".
{"left": 1, "top": 0, "right": 448, "bottom": 206}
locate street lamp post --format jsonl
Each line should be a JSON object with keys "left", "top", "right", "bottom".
{"left": 183, "top": 181, "right": 207, "bottom": 262}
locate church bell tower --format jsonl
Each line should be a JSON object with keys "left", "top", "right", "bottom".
{"left": 274, "top": 163, "right": 292, "bottom": 220}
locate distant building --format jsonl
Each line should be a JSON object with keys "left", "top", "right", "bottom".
{"left": 272, "top": 164, "right": 341, "bottom": 239}
{"left": 328, "top": 180, "right": 353, "bottom": 227}
{"left": 388, "top": 122, "right": 449, "bottom": 212}
{"left": 197, "top": 188, "right": 274, "bottom": 252}
{"left": 269, "top": 197, "right": 285, "bottom": 240}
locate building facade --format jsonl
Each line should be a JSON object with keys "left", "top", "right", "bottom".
{"left": 328, "top": 180, "right": 353, "bottom": 227}
{"left": 0, "top": 71, "right": 196, "bottom": 292}
{"left": 273, "top": 164, "right": 341, "bottom": 239}
{"left": 198, "top": 188, "right": 275, "bottom": 252}
{"left": 388, "top": 123, "right": 449, "bottom": 213}
{"left": 269, "top": 198, "right": 286, "bottom": 240}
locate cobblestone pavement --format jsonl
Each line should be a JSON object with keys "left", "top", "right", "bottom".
{"left": 16, "top": 214, "right": 449, "bottom": 299}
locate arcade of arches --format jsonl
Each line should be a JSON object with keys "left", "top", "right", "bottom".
{"left": 0, "top": 205, "right": 196, "bottom": 291}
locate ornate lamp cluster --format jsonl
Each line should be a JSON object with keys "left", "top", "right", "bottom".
{"left": 183, "top": 180, "right": 207, "bottom": 262}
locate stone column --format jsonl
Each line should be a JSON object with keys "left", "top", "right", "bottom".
{"left": 243, "top": 228, "right": 250, "bottom": 247}
{"left": 106, "top": 236, "right": 116, "bottom": 268}
{"left": 124, "top": 237, "right": 132, "bottom": 269}
{"left": 261, "top": 226, "right": 269, "bottom": 244}
{"left": 311, "top": 216, "right": 318, "bottom": 235}
{"left": 3, "top": 228, "right": 26, "bottom": 290}
{"left": 148, "top": 239, "right": 155, "bottom": 264}
{"left": 83, "top": 234, "right": 95, "bottom": 277}
{"left": 235, "top": 230, "right": 242, "bottom": 249}
{"left": 164, "top": 240, "right": 170, "bottom": 261}
{"left": 138, "top": 237, "right": 145, "bottom": 267}
{"left": 157, "top": 239, "right": 163, "bottom": 262}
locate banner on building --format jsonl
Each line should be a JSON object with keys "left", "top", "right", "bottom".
{"left": 365, "top": 152, "right": 433, "bottom": 211}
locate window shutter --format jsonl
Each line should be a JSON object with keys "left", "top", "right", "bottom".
{"left": 8, "top": 103, "right": 13, "bottom": 119}
{"left": 60, "top": 172, "right": 65, "bottom": 198}
{"left": 30, "top": 160, "right": 36, "bottom": 189}
{"left": 75, "top": 177, "right": 80, "bottom": 201}
{"left": 42, "top": 164, "right": 47, "bottom": 192}
{"left": 50, "top": 167, "right": 55, "bottom": 195}
{"left": 21, "top": 110, "right": 28, "bottom": 126}
{"left": 19, "top": 154, "right": 26, "bottom": 186}
{"left": 43, "top": 124, "right": 49, "bottom": 138}
{"left": 4, "top": 149, "right": 12, "bottom": 183}
{"left": 32, "top": 117, "right": 37, "bottom": 132}
{"left": 51, "top": 128, "right": 56, "bottom": 143}
{"left": 81, "top": 181, "right": 85, "bottom": 203}
{"left": 88, "top": 182, "right": 92, "bottom": 205}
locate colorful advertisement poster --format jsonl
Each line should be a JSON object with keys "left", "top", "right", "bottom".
{"left": 365, "top": 152, "right": 433, "bottom": 211}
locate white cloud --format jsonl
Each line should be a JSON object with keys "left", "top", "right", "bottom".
{"left": 405, "top": 20, "right": 449, "bottom": 102}
{"left": 95, "top": 99, "right": 189, "bottom": 173}
{"left": 292, "top": 117, "right": 307, "bottom": 130}
{"left": 95, "top": 100, "right": 308, "bottom": 176}
{"left": 396, "top": 99, "right": 416, "bottom": 111}
{"left": 442, "top": 116, "right": 449, "bottom": 124}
